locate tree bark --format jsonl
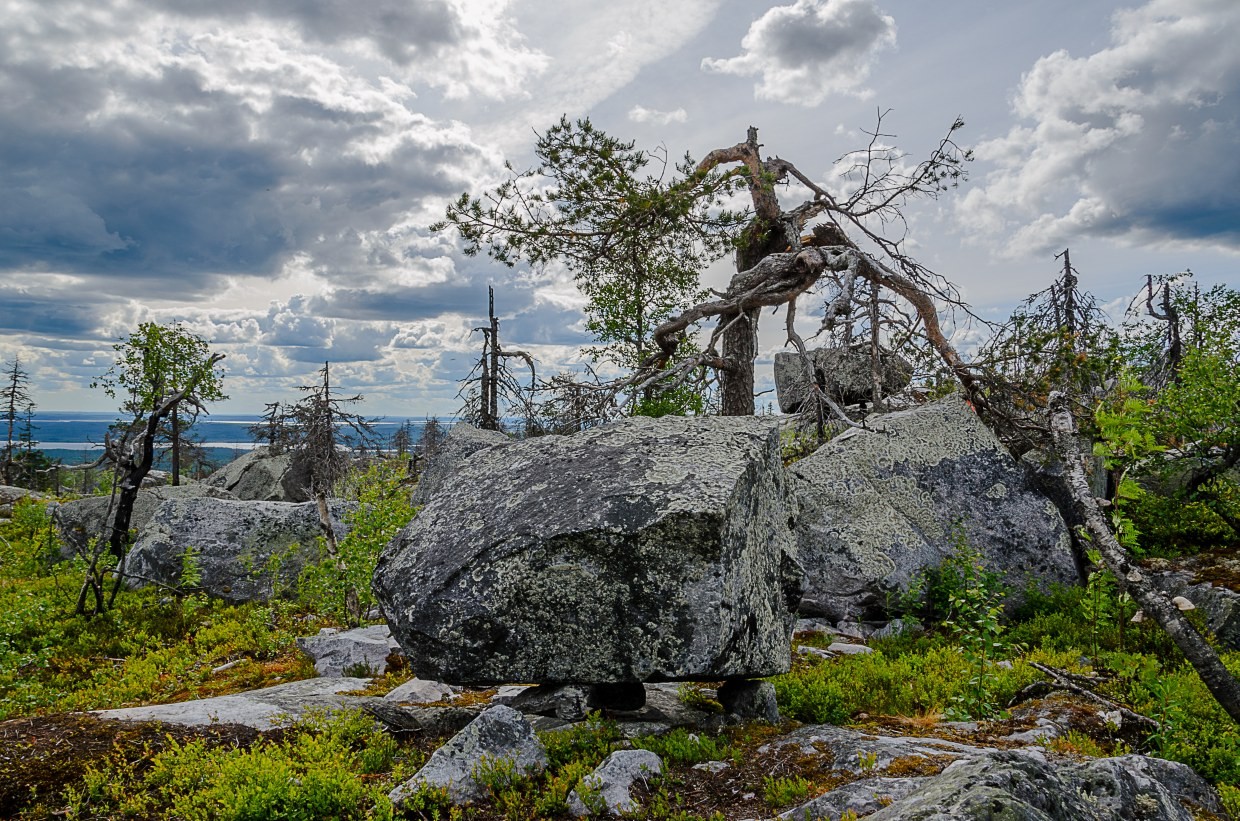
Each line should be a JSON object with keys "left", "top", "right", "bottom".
{"left": 1047, "top": 390, "right": 1240, "bottom": 724}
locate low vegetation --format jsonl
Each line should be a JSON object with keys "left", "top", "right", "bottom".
{"left": 3, "top": 487, "right": 1239, "bottom": 820}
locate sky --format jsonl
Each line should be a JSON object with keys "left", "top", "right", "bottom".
{"left": 1, "top": 0, "right": 1238, "bottom": 416}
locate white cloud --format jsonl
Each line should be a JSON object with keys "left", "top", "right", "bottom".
{"left": 628, "top": 105, "right": 689, "bottom": 125}
{"left": 958, "top": 0, "right": 1240, "bottom": 256}
{"left": 701, "top": 0, "right": 896, "bottom": 106}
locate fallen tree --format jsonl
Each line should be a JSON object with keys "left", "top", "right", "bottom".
{"left": 1047, "top": 389, "right": 1240, "bottom": 724}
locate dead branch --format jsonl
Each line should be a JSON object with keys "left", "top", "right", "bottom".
{"left": 1047, "top": 389, "right": 1240, "bottom": 724}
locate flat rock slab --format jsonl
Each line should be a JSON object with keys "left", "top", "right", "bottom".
{"left": 789, "top": 393, "right": 1078, "bottom": 621}
{"left": 375, "top": 415, "right": 803, "bottom": 685}
{"left": 92, "top": 678, "right": 372, "bottom": 730}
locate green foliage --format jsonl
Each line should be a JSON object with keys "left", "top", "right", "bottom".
{"left": 632, "top": 727, "right": 734, "bottom": 766}
{"left": 761, "top": 774, "right": 812, "bottom": 809}
{"left": 66, "top": 709, "right": 399, "bottom": 820}
{"left": 0, "top": 499, "right": 60, "bottom": 578}
{"left": 298, "top": 460, "right": 416, "bottom": 626}
{"left": 540, "top": 712, "right": 622, "bottom": 769}
{"left": 436, "top": 115, "right": 747, "bottom": 376}
{"left": 942, "top": 535, "right": 1014, "bottom": 720}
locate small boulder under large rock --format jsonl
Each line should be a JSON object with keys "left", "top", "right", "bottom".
{"left": 123, "top": 497, "right": 355, "bottom": 602}
{"left": 789, "top": 393, "right": 1079, "bottom": 621}
{"left": 773, "top": 345, "right": 913, "bottom": 413}
{"left": 54, "top": 483, "right": 239, "bottom": 558}
{"left": 375, "top": 415, "right": 804, "bottom": 685}
{"left": 204, "top": 446, "right": 313, "bottom": 502}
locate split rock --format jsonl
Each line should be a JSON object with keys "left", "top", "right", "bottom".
{"left": 568, "top": 749, "right": 663, "bottom": 817}
{"left": 297, "top": 624, "right": 403, "bottom": 677}
{"left": 789, "top": 393, "right": 1078, "bottom": 621}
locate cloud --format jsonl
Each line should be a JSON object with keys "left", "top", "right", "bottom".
{"left": 628, "top": 105, "right": 688, "bottom": 125}
{"left": 958, "top": 0, "right": 1240, "bottom": 256}
{"left": 701, "top": 0, "right": 896, "bottom": 106}
{"left": 0, "top": 0, "right": 519, "bottom": 296}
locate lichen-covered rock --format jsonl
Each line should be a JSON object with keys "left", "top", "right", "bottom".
{"left": 296, "top": 625, "right": 403, "bottom": 677}
{"left": 773, "top": 346, "right": 914, "bottom": 413}
{"left": 388, "top": 705, "right": 548, "bottom": 806}
{"left": 411, "top": 424, "right": 510, "bottom": 507}
{"left": 0, "top": 485, "right": 44, "bottom": 518}
{"left": 54, "top": 483, "right": 239, "bottom": 558}
{"left": 375, "top": 415, "right": 803, "bottom": 685}
{"left": 789, "top": 393, "right": 1078, "bottom": 621}
{"left": 1152, "top": 570, "right": 1240, "bottom": 650}
{"left": 204, "top": 446, "right": 313, "bottom": 502}
{"left": 568, "top": 749, "right": 663, "bottom": 817}
{"left": 383, "top": 677, "right": 457, "bottom": 704}
{"left": 123, "top": 497, "right": 355, "bottom": 602}
{"left": 866, "top": 749, "right": 1221, "bottom": 820}
{"left": 779, "top": 777, "right": 923, "bottom": 820}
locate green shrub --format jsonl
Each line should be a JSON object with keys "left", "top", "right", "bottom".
{"left": 298, "top": 461, "right": 416, "bottom": 626}
{"left": 633, "top": 727, "right": 734, "bottom": 766}
{"left": 761, "top": 774, "right": 812, "bottom": 809}
{"left": 0, "top": 499, "right": 61, "bottom": 579}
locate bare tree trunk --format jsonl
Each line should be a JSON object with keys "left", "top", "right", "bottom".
{"left": 720, "top": 307, "right": 757, "bottom": 416}
{"left": 170, "top": 403, "right": 180, "bottom": 486}
{"left": 488, "top": 286, "right": 500, "bottom": 427}
{"left": 1047, "top": 390, "right": 1240, "bottom": 724}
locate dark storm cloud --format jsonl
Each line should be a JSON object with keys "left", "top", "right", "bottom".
{"left": 961, "top": 0, "right": 1240, "bottom": 255}
{"left": 0, "top": 0, "right": 498, "bottom": 300}
{"left": 160, "top": 0, "right": 464, "bottom": 65}
{"left": 311, "top": 281, "right": 536, "bottom": 322}
{"left": 0, "top": 288, "right": 110, "bottom": 337}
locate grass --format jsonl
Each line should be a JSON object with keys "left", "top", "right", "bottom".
{"left": 4, "top": 497, "right": 1240, "bottom": 818}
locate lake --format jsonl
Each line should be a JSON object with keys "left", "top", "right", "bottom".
{"left": 28, "top": 411, "right": 440, "bottom": 468}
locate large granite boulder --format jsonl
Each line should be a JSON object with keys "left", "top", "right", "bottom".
{"left": 375, "top": 415, "right": 804, "bottom": 685}
{"left": 789, "top": 393, "right": 1079, "bottom": 621}
{"left": 411, "top": 424, "right": 509, "bottom": 507}
{"left": 774, "top": 345, "right": 913, "bottom": 413}
{"left": 124, "top": 497, "right": 355, "bottom": 602}
{"left": 204, "top": 446, "right": 313, "bottom": 502}
{"left": 53, "top": 483, "right": 238, "bottom": 558}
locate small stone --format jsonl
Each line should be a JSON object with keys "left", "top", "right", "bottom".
{"left": 826, "top": 642, "right": 873, "bottom": 655}
{"left": 568, "top": 749, "right": 663, "bottom": 816}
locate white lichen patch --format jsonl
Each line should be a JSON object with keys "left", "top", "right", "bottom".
{"left": 986, "top": 482, "right": 1008, "bottom": 500}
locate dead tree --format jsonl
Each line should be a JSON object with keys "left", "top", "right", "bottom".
{"left": 460, "top": 286, "right": 536, "bottom": 432}
{"left": 1047, "top": 390, "right": 1240, "bottom": 724}
{"left": 76, "top": 353, "right": 225, "bottom": 617}
{"left": 635, "top": 115, "right": 976, "bottom": 421}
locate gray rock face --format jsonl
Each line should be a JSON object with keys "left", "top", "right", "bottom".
{"left": 384, "top": 678, "right": 456, "bottom": 704}
{"left": 54, "top": 483, "right": 239, "bottom": 558}
{"left": 865, "top": 749, "right": 1220, "bottom": 821}
{"left": 411, "top": 424, "right": 510, "bottom": 507}
{"left": 773, "top": 346, "right": 914, "bottom": 413}
{"left": 296, "top": 625, "right": 403, "bottom": 677}
{"left": 93, "top": 678, "right": 372, "bottom": 730}
{"left": 780, "top": 777, "right": 923, "bottom": 821}
{"left": 204, "top": 446, "right": 313, "bottom": 502}
{"left": 1153, "top": 570, "right": 1240, "bottom": 650}
{"left": 375, "top": 415, "right": 804, "bottom": 685}
{"left": 568, "top": 749, "right": 664, "bottom": 817}
{"left": 123, "top": 497, "right": 355, "bottom": 602}
{"left": 0, "top": 485, "right": 44, "bottom": 517}
{"left": 388, "top": 705, "right": 548, "bottom": 806}
{"left": 789, "top": 393, "right": 1079, "bottom": 621}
